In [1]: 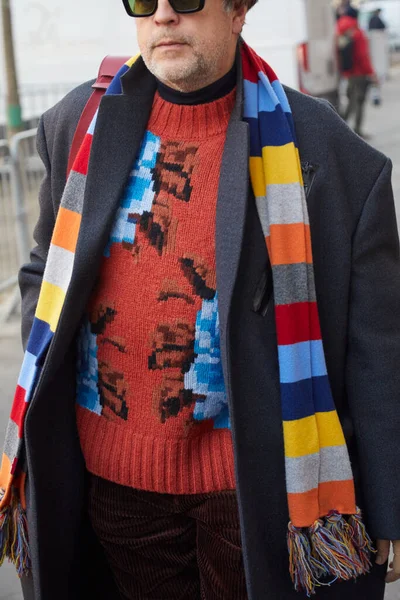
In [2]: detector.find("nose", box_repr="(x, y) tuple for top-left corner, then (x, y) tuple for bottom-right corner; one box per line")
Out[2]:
(154, 0), (179, 24)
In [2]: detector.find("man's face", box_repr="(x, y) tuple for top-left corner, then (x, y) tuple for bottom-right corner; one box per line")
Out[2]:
(135, 0), (247, 92)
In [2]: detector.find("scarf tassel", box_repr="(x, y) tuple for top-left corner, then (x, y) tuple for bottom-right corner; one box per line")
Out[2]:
(0, 495), (31, 576)
(288, 508), (375, 596)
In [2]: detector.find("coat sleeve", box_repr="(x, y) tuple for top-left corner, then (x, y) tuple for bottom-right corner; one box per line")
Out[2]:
(346, 157), (400, 539)
(18, 116), (56, 351)
(17, 80), (95, 351)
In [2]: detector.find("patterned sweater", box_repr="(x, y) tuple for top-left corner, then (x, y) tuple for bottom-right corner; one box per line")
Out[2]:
(76, 89), (236, 494)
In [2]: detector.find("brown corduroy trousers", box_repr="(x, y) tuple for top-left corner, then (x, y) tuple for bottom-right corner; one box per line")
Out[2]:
(87, 474), (248, 600)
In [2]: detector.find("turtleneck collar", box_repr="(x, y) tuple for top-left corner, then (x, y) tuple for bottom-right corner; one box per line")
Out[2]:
(147, 87), (236, 140)
(156, 62), (237, 106)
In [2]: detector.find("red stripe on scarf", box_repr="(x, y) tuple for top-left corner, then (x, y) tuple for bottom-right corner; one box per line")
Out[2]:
(10, 386), (27, 437)
(73, 133), (93, 176)
(241, 42), (278, 84)
(276, 302), (322, 346)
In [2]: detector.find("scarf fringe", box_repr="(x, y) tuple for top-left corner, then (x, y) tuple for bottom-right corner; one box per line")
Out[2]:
(287, 508), (374, 596)
(0, 496), (31, 576)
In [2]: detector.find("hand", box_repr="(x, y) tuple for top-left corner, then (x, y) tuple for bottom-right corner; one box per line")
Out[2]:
(376, 539), (400, 583)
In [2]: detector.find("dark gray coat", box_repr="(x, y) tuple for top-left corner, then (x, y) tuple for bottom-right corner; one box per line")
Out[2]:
(17, 58), (400, 599)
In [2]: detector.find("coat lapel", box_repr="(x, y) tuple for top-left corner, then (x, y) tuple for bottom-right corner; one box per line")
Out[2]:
(215, 56), (250, 371)
(216, 121), (250, 341)
(39, 61), (157, 384)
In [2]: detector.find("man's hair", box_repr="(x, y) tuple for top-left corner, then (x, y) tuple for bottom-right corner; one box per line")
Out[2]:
(223, 0), (258, 11)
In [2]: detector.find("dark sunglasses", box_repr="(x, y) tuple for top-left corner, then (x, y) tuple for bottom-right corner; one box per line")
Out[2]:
(122, 0), (206, 17)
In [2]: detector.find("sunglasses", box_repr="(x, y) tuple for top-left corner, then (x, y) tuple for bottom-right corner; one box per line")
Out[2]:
(122, 0), (206, 17)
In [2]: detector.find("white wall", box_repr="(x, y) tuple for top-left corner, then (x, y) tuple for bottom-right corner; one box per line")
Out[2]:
(0, 1), (140, 87)
(246, 0), (307, 87)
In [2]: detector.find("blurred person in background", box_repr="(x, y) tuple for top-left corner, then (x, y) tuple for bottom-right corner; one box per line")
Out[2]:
(369, 8), (387, 30)
(337, 6), (378, 137)
(1, 1), (400, 599)
(336, 0), (351, 20)
(368, 8), (388, 106)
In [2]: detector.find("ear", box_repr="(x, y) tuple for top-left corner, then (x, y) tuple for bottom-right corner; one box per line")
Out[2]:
(232, 5), (248, 35)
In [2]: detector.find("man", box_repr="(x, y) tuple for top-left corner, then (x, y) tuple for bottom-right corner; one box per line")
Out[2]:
(369, 8), (386, 31)
(368, 8), (388, 106)
(335, 0), (351, 20)
(337, 6), (377, 137)
(1, 1), (400, 599)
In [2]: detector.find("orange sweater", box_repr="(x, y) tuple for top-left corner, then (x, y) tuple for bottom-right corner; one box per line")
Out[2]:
(76, 90), (236, 494)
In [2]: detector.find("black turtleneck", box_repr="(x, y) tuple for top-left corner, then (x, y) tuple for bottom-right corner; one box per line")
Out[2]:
(157, 62), (237, 106)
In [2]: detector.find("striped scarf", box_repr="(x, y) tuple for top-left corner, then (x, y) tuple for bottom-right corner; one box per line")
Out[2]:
(0, 42), (373, 595)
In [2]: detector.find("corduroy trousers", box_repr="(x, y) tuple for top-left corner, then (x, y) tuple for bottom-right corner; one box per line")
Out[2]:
(87, 474), (248, 599)
(87, 474), (388, 600)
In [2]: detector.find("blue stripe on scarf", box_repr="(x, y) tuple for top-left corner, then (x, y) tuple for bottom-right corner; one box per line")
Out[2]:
(278, 340), (328, 383)
(281, 375), (335, 421)
(17, 352), (38, 397)
(247, 115), (293, 155)
(107, 64), (130, 95)
(26, 318), (52, 362)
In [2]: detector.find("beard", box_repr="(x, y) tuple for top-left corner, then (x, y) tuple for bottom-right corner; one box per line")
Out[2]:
(141, 32), (228, 92)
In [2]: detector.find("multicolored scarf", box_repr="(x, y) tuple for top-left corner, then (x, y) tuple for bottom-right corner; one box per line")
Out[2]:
(0, 42), (373, 595)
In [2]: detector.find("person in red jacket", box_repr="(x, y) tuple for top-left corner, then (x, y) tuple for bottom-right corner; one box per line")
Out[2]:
(337, 7), (377, 137)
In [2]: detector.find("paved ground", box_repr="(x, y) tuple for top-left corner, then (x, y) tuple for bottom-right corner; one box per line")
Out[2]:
(1, 71), (400, 598)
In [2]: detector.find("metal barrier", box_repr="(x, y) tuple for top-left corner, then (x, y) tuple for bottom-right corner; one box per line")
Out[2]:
(0, 140), (19, 294)
(0, 129), (42, 321)
(0, 82), (79, 138)
(10, 129), (43, 264)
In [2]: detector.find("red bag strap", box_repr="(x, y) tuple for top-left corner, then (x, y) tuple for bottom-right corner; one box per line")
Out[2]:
(66, 55), (131, 177)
